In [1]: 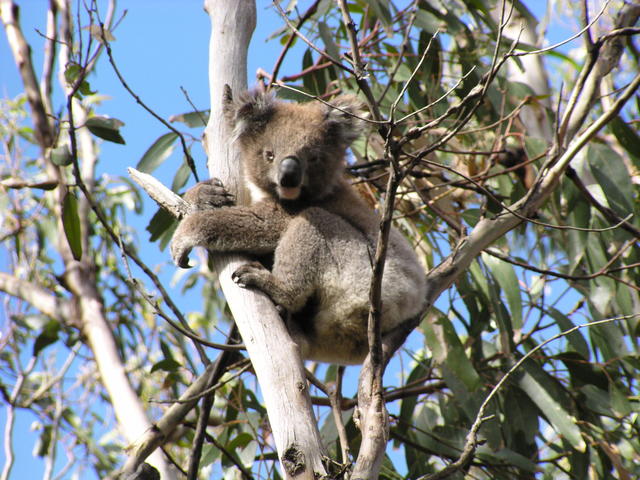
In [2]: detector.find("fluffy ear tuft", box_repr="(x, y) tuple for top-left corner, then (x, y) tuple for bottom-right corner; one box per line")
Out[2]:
(223, 87), (276, 140)
(324, 95), (368, 145)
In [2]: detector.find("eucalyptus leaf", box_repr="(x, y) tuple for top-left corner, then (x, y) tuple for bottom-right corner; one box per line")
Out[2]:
(169, 110), (209, 128)
(482, 252), (522, 330)
(518, 363), (586, 452)
(171, 158), (192, 192)
(33, 321), (61, 357)
(318, 21), (341, 61)
(85, 116), (126, 144)
(609, 115), (640, 167)
(149, 358), (181, 374)
(547, 307), (590, 359)
(50, 145), (73, 166)
(137, 132), (178, 173)
(62, 192), (83, 260)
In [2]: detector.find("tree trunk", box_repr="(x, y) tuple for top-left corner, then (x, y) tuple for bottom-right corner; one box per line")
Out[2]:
(202, 1), (328, 478)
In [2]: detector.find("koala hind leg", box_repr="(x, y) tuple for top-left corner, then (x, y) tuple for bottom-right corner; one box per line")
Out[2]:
(184, 178), (235, 209)
(232, 261), (300, 311)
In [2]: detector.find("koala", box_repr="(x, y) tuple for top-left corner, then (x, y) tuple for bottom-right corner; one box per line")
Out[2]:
(170, 87), (426, 365)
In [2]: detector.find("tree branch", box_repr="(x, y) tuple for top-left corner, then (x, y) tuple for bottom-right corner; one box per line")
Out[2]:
(0, 0), (54, 150)
(201, 2), (328, 478)
(0, 272), (73, 322)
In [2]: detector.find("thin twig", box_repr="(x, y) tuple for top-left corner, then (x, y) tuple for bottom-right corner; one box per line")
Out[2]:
(274, 82), (384, 124)
(484, 237), (637, 282)
(336, 0), (383, 121)
(272, 0), (354, 75)
(509, 0), (610, 58)
(267, 0), (321, 89)
(390, 30), (440, 121)
(187, 370), (216, 480)
(330, 367), (350, 465)
(376, 0), (420, 104)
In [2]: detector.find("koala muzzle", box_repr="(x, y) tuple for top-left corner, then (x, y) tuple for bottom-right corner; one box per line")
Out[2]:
(278, 156), (303, 188)
(277, 156), (304, 200)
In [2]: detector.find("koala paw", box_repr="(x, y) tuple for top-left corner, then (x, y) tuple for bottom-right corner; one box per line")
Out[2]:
(183, 178), (235, 209)
(232, 261), (269, 288)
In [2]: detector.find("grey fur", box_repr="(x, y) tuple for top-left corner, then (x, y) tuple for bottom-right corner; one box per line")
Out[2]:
(170, 88), (426, 365)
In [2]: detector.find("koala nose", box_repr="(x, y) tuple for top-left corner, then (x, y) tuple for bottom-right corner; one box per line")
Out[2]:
(278, 156), (303, 187)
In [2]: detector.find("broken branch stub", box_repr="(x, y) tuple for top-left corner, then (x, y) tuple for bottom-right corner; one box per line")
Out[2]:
(128, 167), (193, 219)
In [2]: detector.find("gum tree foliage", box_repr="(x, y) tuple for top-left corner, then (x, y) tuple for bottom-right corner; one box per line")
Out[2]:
(1, 0), (640, 479)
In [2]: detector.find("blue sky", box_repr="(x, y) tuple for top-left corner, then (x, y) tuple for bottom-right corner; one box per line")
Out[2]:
(0, 1), (580, 478)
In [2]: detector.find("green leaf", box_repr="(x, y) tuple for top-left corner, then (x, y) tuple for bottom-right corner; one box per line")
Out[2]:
(422, 312), (481, 391)
(33, 320), (61, 356)
(169, 110), (209, 128)
(77, 80), (95, 97)
(85, 116), (125, 144)
(609, 383), (631, 417)
(171, 157), (192, 192)
(609, 115), (640, 168)
(369, 0), (393, 31)
(482, 252), (522, 330)
(64, 63), (82, 85)
(476, 447), (539, 473)
(518, 362), (586, 452)
(160, 340), (175, 361)
(146, 206), (177, 247)
(150, 358), (181, 374)
(415, 10), (440, 34)
(588, 143), (634, 216)
(200, 444), (221, 467)
(461, 208), (481, 227)
(523, 136), (548, 161)
(589, 321), (629, 362)
(137, 132), (178, 173)
(62, 192), (83, 260)
(503, 388), (538, 446)
(556, 352), (608, 390)
(33, 425), (52, 457)
(50, 145), (72, 166)
(547, 307), (590, 359)
(580, 384), (614, 416)
(318, 21), (340, 61)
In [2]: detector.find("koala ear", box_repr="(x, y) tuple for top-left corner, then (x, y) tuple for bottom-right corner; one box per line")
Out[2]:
(223, 86), (276, 140)
(325, 95), (368, 145)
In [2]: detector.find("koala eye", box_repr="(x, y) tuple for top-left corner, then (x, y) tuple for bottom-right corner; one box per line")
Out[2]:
(264, 150), (275, 163)
(309, 156), (320, 163)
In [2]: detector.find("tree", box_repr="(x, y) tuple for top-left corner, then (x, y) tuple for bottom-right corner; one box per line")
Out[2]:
(1, 0), (639, 479)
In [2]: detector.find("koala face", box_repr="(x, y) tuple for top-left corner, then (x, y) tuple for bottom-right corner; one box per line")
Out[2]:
(223, 87), (365, 203)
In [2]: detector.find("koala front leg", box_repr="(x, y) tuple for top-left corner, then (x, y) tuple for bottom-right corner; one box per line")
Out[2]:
(170, 202), (290, 268)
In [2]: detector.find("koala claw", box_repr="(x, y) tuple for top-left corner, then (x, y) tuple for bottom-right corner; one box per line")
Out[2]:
(170, 240), (193, 269)
(232, 261), (268, 288)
